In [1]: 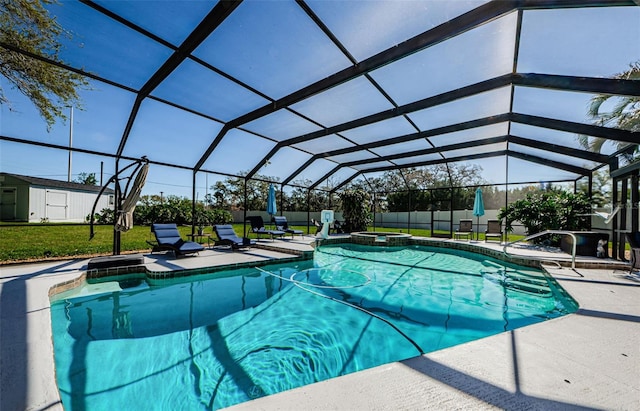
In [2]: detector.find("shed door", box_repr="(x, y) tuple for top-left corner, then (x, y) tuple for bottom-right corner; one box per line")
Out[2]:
(46, 190), (68, 220)
(1, 187), (17, 221)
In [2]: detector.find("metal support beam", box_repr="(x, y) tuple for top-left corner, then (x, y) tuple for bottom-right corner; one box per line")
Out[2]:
(508, 135), (610, 163)
(514, 73), (640, 97)
(508, 151), (591, 175)
(511, 113), (639, 144)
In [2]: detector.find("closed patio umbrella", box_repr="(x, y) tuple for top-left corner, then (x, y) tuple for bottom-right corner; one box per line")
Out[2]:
(472, 187), (485, 241)
(115, 162), (149, 232)
(267, 183), (277, 217)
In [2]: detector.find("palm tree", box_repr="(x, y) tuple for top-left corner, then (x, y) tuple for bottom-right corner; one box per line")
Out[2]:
(578, 60), (639, 159)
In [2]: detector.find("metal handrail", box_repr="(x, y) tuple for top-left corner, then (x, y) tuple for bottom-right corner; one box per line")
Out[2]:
(503, 230), (577, 270)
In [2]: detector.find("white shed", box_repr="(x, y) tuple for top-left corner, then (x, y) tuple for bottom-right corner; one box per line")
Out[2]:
(0, 173), (115, 223)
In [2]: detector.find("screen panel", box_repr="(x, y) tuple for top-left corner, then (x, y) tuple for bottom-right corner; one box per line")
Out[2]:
(152, 59), (269, 122)
(243, 110), (322, 141)
(123, 99), (224, 167)
(201, 129), (275, 175)
(408, 86), (512, 131)
(506, 157), (580, 184)
(326, 151), (379, 164)
(193, 0), (352, 99)
(46, 1), (172, 89)
(307, 0), (487, 62)
(389, 153), (442, 166)
(370, 11), (517, 105)
(509, 123), (621, 155)
(260, 147), (313, 181)
(339, 116), (418, 145)
(92, 0), (217, 46)
(371, 139), (434, 157)
(316, 167), (359, 190)
(518, 6), (640, 78)
(292, 135), (356, 154)
(290, 158), (340, 186)
(429, 123), (509, 146)
(290, 77), (394, 127)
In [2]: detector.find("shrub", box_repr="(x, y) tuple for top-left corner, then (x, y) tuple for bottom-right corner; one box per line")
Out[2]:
(89, 208), (115, 224)
(93, 198), (233, 228)
(193, 207), (232, 231)
(498, 190), (591, 243)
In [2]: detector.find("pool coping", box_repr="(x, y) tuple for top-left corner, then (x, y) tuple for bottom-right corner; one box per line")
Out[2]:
(49, 243), (314, 297)
(49, 237), (627, 299)
(1, 236), (638, 410)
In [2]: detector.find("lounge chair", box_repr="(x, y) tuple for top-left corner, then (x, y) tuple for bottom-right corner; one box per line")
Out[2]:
(246, 216), (285, 241)
(454, 219), (473, 241)
(273, 216), (303, 239)
(150, 223), (204, 257)
(333, 220), (345, 234)
(626, 232), (640, 273)
(485, 219), (503, 243)
(213, 225), (254, 249)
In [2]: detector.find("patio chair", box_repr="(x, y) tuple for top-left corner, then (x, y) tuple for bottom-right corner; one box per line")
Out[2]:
(333, 220), (345, 234)
(485, 220), (503, 243)
(273, 216), (303, 239)
(625, 232), (640, 273)
(246, 216), (285, 241)
(150, 223), (204, 257)
(454, 219), (473, 241)
(213, 225), (254, 249)
(311, 218), (322, 234)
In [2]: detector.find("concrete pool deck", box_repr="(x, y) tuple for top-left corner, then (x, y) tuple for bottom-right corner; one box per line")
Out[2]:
(1, 236), (638, 410)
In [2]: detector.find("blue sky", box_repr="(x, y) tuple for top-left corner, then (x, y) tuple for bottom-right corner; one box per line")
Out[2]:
(1, 1), (638, 198)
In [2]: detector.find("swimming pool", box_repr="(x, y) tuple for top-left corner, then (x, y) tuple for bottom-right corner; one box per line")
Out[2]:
(50, 244), (578, 410)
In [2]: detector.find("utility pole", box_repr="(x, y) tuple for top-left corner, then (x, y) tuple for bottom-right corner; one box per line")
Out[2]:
(67, 106), (73, 182)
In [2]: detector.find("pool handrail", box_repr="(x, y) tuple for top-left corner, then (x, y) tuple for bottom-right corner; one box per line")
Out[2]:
(503, 230), (577, 270)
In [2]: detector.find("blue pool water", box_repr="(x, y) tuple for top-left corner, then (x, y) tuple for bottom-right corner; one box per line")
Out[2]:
(50, 244), (578, 410)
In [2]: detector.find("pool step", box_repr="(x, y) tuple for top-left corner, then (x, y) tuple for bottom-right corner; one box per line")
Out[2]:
(481, 270), (552, 296)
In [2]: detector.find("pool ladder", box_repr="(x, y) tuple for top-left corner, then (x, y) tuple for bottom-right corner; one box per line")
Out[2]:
(503, 230), (577, 270)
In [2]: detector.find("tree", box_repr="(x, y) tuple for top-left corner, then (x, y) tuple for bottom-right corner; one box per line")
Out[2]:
(0, 0), (88, 129)
(374, 164), (486, 212)
(578, 60), (639, 161)
(577, 169), (611, 208)
(209, 173), (280, 211)
(339, 189), (371, 232)
(287, 180), (330, 212)
(75, 172), (97, 185)
(206, 181), (230, 209)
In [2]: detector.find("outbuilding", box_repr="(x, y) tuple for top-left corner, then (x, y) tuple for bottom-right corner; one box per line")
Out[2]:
(0, 173), (114, 223)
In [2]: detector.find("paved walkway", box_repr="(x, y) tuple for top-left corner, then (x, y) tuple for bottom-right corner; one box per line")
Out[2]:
(1, 237), (638, 410)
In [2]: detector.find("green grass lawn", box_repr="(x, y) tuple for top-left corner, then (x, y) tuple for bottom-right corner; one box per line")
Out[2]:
(1, 223), (613, 263)
(0, 224), (154, 262)
(0, 223), (313, 263)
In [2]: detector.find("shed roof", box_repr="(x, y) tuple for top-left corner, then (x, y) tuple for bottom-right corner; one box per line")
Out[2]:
(0, 173), (115, 194)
